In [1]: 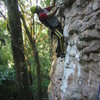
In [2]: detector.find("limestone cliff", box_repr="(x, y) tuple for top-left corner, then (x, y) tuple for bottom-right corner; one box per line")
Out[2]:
(48, 0), (100, 100)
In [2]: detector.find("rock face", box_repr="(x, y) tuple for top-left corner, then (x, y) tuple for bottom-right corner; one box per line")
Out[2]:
(48, 0), (100, 100)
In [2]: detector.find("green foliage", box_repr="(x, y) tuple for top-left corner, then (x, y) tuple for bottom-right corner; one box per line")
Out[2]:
(40, 0), (51, 7)
(30, 78), (50, 100)
(0, 20), (7, 31)
(0, 66), (17, 100)
(0, 42), (13, 64)
(45, 0), (51, 6)
(0, 0), (52, 99)
(0, 15), (16, 100)
(22, 0), (51, 99)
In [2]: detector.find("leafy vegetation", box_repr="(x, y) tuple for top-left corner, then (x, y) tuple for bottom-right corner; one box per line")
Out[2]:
(0, 0), (51, 99)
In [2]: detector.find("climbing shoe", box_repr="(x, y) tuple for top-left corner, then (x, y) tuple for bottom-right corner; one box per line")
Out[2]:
(60, 53), (65, 58)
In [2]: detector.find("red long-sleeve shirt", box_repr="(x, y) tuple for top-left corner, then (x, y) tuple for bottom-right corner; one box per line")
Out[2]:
(39, 6), (52, 20)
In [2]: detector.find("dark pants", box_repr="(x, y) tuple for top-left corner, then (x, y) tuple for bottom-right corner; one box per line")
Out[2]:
(51, 24), (64, 55)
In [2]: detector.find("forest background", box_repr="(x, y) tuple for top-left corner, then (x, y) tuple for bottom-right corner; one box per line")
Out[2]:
(0, 0), (51, 100)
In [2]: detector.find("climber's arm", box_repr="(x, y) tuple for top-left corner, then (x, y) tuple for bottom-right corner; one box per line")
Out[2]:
(39, 7), (60, 20)
(46, 6), (60, 18)
(50, 0), (56, 8)
(52, 0), (56, 7)
(44, 0), (56, 11)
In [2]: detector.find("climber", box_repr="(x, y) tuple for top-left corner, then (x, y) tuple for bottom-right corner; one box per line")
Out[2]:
(30, 0), (65, 58)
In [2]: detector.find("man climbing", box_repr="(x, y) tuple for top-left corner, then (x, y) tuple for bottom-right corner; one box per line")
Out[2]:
(30, 0), (65, 58)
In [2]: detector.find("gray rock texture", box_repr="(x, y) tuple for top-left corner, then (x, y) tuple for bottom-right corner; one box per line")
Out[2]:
(48, 0), (100, 100)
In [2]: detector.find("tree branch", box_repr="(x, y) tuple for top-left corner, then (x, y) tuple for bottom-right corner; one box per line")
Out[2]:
(0, 11), (6, 20)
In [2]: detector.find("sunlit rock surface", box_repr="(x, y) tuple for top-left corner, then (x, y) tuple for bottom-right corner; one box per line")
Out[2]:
(48, 0), (100, 100)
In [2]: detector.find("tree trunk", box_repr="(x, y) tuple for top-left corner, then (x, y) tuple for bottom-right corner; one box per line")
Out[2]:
(20, 14), (43, 100)
(6, 0), (31, 100)
(24, 46), (33, 86)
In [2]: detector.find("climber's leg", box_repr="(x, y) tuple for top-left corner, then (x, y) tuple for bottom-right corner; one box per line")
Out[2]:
(56, 25), (65, 58)
(55, 29), (63, 52)
(50, 30), (54, 56)
(53, 30), (61, 57)
(54, 29), (65, 57)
